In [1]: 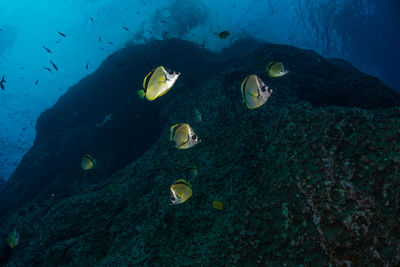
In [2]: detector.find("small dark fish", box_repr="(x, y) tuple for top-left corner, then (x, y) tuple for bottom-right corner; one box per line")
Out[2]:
(107, 41), (113, 45)
(35, 80), (39, 85)
(85, 62), (89, 70)
(0, 75), (6, 90)
(136, 11), (141, 15)
(43, 46), (52, 53)
(22, 127), (27, 131)
(57, 31), (66, 37)
(99, 36), (102, 42)
(161, 32), (169, 39)
(147, 30), (152, 34)
(50, 60), (58, 71)
(123, 26), (130, 32)
(218, 31), (230, 39)
(161, 20), (167, 24)
(43, 67), (52, 72)
(90, 17), (94, 22)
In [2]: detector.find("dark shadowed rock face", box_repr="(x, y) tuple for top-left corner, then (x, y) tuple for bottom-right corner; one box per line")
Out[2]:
(0, 38), (399, 266)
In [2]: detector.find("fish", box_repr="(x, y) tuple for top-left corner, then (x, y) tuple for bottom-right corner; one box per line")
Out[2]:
(0, 75), (5, 90)
(107, 41), (113, 45)
(85, 62), (89, 70)
(50, 60), (58, 71)
(241, 75), (273, 109)
(169, 123), (200, 149)
(81, 154), (96, 170)
(35, 80), (39, 85)
(194, 108), (202, 122)
(96, 113), (112, 127)
(99, 36), (102, 42)
(212, 201), (223, 210)
(43, 67), (52, 72)
(7, 228), (20, 248)
(43, 45), (52, 53)
(137, 66), (180, 101)
(161, 20), (167, 23)
(90, 17), (94, 22)
(170, 179), (192, 205)
(218, 31), (230, 39)
(136, 11), (141, 15)
(161, 31), (170, 40)
(184, 166), (198, 180)
(57, 31), (66, 37)
(266, 62), (289, 77)
(123, 26), (130, 31)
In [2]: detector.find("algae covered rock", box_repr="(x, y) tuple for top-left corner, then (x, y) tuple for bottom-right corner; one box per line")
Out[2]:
(0, 38), (400, 266)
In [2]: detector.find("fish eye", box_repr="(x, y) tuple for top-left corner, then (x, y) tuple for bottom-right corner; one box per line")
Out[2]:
(192, 135), (197, 140)
(171, 197), (175, 201)
(261, 86), (267, 92)
(168, 71), (175, 75)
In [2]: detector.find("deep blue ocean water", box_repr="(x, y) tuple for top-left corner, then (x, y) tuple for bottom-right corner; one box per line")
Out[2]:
(0, 0), (399, 180)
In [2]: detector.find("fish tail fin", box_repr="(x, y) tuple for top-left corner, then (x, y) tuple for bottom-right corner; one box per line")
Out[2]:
(137, 90), (145, 99)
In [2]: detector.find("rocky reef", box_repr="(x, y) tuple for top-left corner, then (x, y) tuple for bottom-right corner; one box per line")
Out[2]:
(0, 38), (399, 266)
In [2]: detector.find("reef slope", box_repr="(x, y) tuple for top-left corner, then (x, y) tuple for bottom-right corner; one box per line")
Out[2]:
(1, 39), (399, 266)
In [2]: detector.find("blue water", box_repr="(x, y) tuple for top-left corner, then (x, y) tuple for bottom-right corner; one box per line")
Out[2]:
(0, 0), (399, 180)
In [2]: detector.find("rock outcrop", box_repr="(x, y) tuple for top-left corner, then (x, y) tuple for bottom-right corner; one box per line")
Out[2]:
(1, 38), (399, 266)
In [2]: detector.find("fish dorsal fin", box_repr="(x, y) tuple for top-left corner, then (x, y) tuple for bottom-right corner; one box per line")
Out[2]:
(174, 179), (191, 187)
(267, 62), (276, 72)
(84, 154), (94, 163)
(169, 124), (181, 141)
(143, 69), (156, 92)
(241, 76), (250, 98)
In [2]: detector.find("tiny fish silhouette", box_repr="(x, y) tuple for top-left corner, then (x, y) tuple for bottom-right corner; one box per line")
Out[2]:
(85, 62), (89, 70)
(99, 36), (102, 42)
(57, 31), (66, 37)
(123, 26), (130, 31)
(90, 17), (94, 22)
(35, 80), (39, 85)
(50, 60), (58, 71)
(43, 46), (52, 53)
(43, 67), (52, 72)
(0, 75), (6, 90)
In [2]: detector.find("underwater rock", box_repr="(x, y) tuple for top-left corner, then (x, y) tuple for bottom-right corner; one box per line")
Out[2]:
(0, 38), (399, 266)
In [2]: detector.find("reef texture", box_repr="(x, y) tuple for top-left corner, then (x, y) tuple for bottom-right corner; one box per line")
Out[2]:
(0, 39), (400, 266)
